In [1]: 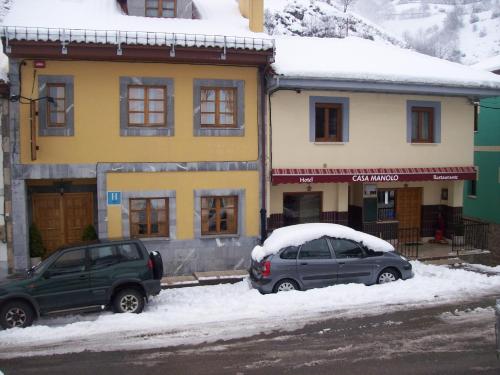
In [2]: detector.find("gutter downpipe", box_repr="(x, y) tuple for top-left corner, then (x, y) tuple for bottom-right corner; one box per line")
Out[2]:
(263, 75), (283, 242)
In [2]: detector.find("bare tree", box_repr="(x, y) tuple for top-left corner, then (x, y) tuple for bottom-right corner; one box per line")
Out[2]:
(341, 0), (357, 37)
(341, 0), (357, 13)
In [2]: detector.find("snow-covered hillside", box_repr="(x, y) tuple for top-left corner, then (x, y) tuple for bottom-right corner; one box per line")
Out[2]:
(265, 0), (500, 64)
(264, 0), (406, 46)
(355, 0), (500, 64)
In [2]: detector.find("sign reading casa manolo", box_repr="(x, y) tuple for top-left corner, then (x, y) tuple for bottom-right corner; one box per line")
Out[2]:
(273, 167), (476, 185)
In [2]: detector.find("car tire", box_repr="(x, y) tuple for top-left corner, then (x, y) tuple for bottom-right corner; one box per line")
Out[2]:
(273, 279), (299, 293)
(377, 268), (400, 284)
(0, 300), (35, 329)
(113, 289), (145, 314)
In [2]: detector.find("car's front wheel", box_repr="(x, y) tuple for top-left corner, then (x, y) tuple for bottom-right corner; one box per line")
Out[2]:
(273, 279), (299, 293)
(113, 289), (145, 314)
(377, 268), (400, 284)
(0, 300), (35, 329)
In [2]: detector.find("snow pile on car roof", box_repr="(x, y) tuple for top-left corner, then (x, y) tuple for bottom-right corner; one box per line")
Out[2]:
(251, 223), (394, 262)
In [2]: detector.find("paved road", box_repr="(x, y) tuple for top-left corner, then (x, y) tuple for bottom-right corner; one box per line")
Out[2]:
(1, 296), (499, 375)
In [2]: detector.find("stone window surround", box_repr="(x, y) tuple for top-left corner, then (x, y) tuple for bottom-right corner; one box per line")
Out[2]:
(194, 189), (245, 238)
(193, 79), (245, 137)
(406, 100), (441, 144)
(309, 96), (350, 143)
(38, 75), (75, 136)
(121, 190), (177, 240)
(119, 76), (174, 137)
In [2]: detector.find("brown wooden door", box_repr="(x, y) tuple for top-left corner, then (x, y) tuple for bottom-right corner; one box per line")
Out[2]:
(396, 188), (422, 230)
(33, 193), (65, 253)
(64, 193), (94, 245)
(32, 192), (94, 254)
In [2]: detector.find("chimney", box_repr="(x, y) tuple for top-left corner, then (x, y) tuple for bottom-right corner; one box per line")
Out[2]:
(239, 0), (264, 33)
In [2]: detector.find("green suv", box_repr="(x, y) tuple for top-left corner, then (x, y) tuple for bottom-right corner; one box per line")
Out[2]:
(0, 239), (163, 329)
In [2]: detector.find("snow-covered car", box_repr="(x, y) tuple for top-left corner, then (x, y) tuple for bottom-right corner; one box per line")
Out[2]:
(250, 223), (413, 294)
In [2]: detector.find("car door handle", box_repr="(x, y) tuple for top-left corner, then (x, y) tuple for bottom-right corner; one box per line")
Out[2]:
(300, 262), (309, 266)
(338, 262), (345, 266)
(79, 274), (88, 279)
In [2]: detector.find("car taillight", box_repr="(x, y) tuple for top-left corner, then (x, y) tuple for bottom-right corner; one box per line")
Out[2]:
(148, 258), (154, 270)
(261, 260), (271, 277)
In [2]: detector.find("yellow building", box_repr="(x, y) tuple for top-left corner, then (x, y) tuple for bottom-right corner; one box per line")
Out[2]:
(2, 0), (273, 274)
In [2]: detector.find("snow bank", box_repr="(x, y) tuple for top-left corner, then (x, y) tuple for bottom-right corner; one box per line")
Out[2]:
(251, 223), (394, 261)
(272, 36), (500, 90)
(1, 261), (500, 358)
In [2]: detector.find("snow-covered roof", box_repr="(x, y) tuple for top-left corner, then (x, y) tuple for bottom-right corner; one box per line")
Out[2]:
(472, 55), (500, 73)
(272, 36), (500, 91)
(251, 223), (394, 262)
(1, 0), (274, 51)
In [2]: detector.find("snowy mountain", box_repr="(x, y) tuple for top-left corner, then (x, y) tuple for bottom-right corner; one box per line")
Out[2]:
(354, 0), (500, 64)
(265, 0), (500, 65)
(264, 0), (406, 47)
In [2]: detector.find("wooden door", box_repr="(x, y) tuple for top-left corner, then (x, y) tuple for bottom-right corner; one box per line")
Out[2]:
(64, 193), (94, 245)
(396, 188), (422, 230)
(32, 192), (94, 254)
(33, 193), (65, 253)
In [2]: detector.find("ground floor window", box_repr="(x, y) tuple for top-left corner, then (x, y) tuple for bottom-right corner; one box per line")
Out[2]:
(283, 192), (322, 226)
(377, 190), (396, 221)
(201, 196), (238, 235)
(130, 198), (169, 237)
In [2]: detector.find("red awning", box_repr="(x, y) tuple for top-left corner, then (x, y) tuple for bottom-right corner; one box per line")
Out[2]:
(272, 166), (476, 185)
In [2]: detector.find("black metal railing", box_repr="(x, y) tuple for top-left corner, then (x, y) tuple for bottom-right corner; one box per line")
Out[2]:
(363, 224), (420, 259)
(451, 218), (489, 254)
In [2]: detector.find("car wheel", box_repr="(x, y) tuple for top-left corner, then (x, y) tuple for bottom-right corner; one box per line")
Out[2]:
(273, 279), (299, 293)
(377, 268), (400, 284)
(0, 301), (35, 329)
(113, 289), (145, 314)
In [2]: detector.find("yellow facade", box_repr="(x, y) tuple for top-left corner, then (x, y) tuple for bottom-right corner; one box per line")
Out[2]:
(270, 90), (474, 168)
(106, 171), (260, 239)
(19, 60), (259, 164)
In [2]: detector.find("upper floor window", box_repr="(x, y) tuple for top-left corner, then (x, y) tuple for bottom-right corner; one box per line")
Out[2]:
(127, 85), (167, 127)
(200, 87), (237, 128)
(411, 107), (434, 143)
(146, 0), (176, 18)
(406, 100), (441, 144)
(309, 96), (349, 143)
(120, 77), (174, 136)
(38, 75), (74, 136)
(193, 79), (245, 136)
(201, 196), (238, 235)
(130, 198), (169, 238)
(47, 83), (66, 128)
(315, 103), (343, 142)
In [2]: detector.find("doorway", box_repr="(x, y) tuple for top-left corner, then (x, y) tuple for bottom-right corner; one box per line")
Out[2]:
(283, 192), (322, 226)
(32, 192), (94, 253)
(396, 187), (422, 231)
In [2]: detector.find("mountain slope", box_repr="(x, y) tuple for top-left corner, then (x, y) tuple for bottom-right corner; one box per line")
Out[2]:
(355, 0), (500, 64)
(264, 0), (406, 47)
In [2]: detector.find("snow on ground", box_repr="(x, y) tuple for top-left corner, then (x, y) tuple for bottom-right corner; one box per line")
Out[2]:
(272, 36), (500, 90)
(1, 261), (500, 358)
(252, 223), (394, 262)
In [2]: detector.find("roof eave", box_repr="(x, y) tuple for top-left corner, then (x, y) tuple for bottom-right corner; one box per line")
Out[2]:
(268, 76), (500, 99)
(3, 39), (274, 67)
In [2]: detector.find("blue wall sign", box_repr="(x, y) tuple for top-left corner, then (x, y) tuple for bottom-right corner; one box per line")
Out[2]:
(107, 191), (122, 205)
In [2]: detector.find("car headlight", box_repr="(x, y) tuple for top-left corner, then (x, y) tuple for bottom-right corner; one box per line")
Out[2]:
(400, 255), (409, 262)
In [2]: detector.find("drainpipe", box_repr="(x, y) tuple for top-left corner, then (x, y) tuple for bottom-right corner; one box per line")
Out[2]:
(496, 299), (500, 359)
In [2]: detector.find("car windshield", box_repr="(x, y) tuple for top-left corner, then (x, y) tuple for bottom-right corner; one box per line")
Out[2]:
(29, 251), (60, 276)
